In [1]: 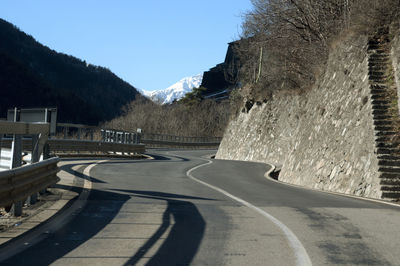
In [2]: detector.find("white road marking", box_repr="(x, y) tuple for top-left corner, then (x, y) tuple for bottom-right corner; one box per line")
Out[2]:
(83, 160), (108, 190)
(186, 159), (312, 266)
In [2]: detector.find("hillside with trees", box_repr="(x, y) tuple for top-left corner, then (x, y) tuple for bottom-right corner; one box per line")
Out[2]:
(0, 18), (142, 125)
(228, 0), (400, 111)
(104, 97), (230, 137)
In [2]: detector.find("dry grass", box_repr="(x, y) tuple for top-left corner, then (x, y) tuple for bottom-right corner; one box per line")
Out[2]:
(102, 98), (230, 137)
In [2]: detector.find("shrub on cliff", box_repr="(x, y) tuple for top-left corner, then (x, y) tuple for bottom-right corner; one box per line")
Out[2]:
(236, 0), (400, 102)
(178, 86), (207, 105)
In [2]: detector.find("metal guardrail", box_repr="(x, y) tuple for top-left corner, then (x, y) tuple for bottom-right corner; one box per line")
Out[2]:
(0, 120), (56, 216)
(48, 139), (145, 155)
(0, 158), (59, 216)
(101, 129), (221, 148)
(142, 139), (221, 147)
(141, 133), (221, 148)
(0, 119), (218, 218)
(1, 138), (145, 156)
(101, 129), (141, 144)
(0, 121), (50, 170)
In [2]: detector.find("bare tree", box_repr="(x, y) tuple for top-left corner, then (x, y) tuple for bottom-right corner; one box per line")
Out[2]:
(235, 0), (400, 102)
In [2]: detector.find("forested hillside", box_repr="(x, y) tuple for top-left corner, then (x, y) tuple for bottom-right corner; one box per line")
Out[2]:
(0, 18), (142, 125)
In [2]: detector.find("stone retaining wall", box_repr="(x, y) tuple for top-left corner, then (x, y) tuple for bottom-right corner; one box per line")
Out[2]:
(216, 33), (383, 199)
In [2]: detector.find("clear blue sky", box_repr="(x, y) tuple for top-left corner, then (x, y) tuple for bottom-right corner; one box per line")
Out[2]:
(0, 0), (252, 91)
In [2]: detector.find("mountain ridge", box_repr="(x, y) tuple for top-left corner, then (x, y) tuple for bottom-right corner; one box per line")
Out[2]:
(0, 18), (143, 125)
(143, 74), (203, 104)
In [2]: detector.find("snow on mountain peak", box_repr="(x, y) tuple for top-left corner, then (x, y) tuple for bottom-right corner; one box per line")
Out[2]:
(143, 74), (203, 104)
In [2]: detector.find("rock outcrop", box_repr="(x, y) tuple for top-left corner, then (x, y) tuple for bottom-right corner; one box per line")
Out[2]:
(217, 32), (390, 199)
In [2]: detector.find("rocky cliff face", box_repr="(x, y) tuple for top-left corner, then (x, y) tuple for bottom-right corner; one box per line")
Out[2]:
(217, 33), (384, 199)
(200, 41), (243, 96)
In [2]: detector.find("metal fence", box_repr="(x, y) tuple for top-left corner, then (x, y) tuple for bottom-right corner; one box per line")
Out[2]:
(141, 133), (221, 148)
(56, 123), (221, 149)
(0, 158), (59, 216)
(0, 121), (50, 171)
(0, 121), (58, 216)
(48, 139), (145, 155)
(0, 120), (220, 217)
(101, 129), (222, 149)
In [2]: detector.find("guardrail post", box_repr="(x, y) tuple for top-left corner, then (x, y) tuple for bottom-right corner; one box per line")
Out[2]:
(31, 134), (39, 163)
(0, 134), (2, 164)
(43, 143), (50, 160)
(11, 135), (22, 169)
(90, 130), (94, 141)
(101, 129), (105, 142)
(77, 128), (82, 140)
(12, 201), (23, 217)
(11, 132), (24, 216)
(29, 134), (40, 205)
(63, 126), (68, 139)
(39, 145), (51, 196)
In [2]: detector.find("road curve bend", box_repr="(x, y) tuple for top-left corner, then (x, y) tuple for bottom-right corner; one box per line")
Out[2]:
(0, 149), (399, 266)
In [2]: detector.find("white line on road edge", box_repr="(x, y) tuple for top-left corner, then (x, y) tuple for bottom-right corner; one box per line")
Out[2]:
(187, 159), (312, 266)
(83, 160), (108, 190)
(263, 162), (400, 208)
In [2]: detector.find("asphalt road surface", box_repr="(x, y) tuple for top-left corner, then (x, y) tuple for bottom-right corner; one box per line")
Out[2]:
(1, 149), (400, 265)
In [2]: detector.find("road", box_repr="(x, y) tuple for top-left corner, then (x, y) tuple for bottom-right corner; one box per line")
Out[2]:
(1, 149), (400, 265)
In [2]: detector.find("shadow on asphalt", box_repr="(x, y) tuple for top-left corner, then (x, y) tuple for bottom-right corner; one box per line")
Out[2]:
(60, 163), (107, 184)
(1, 188), (211, 266)
(116, 190), (211, 266)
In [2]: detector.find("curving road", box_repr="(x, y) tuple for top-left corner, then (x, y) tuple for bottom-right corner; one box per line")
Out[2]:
(1, 149), (400, 265)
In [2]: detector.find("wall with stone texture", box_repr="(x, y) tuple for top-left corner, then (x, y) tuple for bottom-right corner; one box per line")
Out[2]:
(216, 33), (383, 199)
(391, 32), (400, 112)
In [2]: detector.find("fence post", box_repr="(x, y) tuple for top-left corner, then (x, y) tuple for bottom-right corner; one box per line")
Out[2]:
(64, 126), (68, 139)
(12, 201), (23, 217)
(11, 135), (22, 169)
(31, 134), (39, 163)
(101, 129), (105, 142)
(43, 143), (50, 160)
(0, 134), (2, 165)
(11, 133), (23, 216)
(29, 134), (40, 205)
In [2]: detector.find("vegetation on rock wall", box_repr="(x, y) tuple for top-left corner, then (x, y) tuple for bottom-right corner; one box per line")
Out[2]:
(178, 87), (208, 105)
(234, 0), (400, 105)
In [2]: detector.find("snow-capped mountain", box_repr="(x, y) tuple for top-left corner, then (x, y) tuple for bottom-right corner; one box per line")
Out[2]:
(143, 74), (203, 104)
